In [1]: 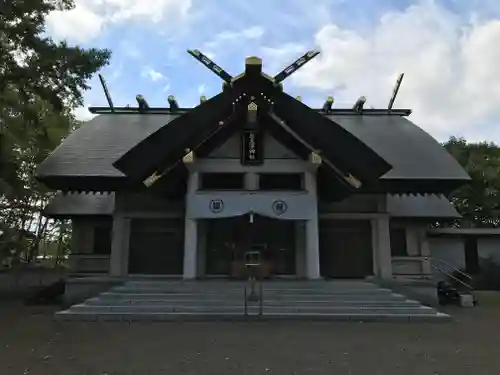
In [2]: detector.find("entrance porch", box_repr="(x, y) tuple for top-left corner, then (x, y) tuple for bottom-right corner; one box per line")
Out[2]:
(184, 203), (322, 280)
(106, 215), (390, 280)
(203, 215), (297, 278)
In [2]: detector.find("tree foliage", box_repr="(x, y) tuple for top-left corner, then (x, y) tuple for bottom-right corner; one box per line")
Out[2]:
(1, 0), (110, 111)
(444, 137), (500, 227)
(0, 0), (110, 266)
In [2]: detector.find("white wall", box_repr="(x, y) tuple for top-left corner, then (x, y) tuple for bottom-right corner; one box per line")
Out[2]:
(429, 237), (465, 280)
(478, 238), (500, 265)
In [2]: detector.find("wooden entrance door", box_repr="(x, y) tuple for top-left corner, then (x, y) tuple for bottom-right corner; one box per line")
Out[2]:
(128, 218), (184, 274)
(205, 215), (296, 277)
(205, 217), (247, 275)
(319, 220), (373, 278)
(252, 216), (295, 275)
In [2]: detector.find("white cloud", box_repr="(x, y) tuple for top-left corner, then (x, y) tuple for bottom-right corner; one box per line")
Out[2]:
(197, 84), (207, 95)
(264, 0), (500, 140)
(108, 63), (123, 80)
(141, 67), (167, 82)
(46, 0), (193, 42)
(74, 106), (97, 121)
(204, 26), (265, 53)
(46, 4), (105, 43)
(260, 43), (308, 75)
(120, 41), (141, 59)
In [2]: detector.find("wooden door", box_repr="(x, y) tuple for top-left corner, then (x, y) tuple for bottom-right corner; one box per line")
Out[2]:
(319, 220), (373, 278)
(205, 217), (248, 275)
(251, 216), (296, 275)
(128, 219), (184, 274)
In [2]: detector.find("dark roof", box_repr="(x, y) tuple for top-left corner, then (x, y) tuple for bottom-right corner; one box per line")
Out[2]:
(329, 115), (469, 181)
(112, 91), (246, 183)
(37, 114), (177, 179)
(43, 192), (115, 217)
(387, 194), (460, 219)
(43, 192), (458, 219)
(36, 111), (469, 192)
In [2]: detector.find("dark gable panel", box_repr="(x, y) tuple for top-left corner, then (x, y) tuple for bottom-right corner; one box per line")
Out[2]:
(273, 93), (392, 183)
(113, 91), (236, 182)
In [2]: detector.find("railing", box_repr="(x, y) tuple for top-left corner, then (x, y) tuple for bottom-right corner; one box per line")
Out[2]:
(423, 257), (476, 301)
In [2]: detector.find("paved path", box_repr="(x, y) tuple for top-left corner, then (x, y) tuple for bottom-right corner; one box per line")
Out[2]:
(1, 301), (499, 375)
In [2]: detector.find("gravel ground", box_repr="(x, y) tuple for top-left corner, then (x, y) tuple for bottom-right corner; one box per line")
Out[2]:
(1, 301), (500, 375)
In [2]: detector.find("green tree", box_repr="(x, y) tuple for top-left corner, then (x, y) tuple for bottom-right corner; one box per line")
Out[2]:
(0, 0), (110, 265)
(1, 0), (110, 111)
(444, 137), (500, 227)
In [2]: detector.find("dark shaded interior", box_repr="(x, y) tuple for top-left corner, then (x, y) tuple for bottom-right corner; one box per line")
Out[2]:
(93, 222), (112, 255)
(258, 173), (303, 190)
(200, 173), (245, 190)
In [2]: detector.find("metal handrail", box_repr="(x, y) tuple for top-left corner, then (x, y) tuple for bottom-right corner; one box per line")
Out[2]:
(243, 277), (264, 316)
(423, 258), (475, 296)
(430, 257), (473, 281)
(259, 281), (263, 316)
(244, 284), (248, 316)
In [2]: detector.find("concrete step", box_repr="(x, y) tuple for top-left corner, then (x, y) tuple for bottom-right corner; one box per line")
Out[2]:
(85, 298), (421, 307)
(68, 304), (437, 314)
(97, 292), (408, 302)
(55, 311), (451, 322)
(118, 281), (381, 289)
(95, 292), (407, 304)
(111, 287), (395, 295)
(124, 280), (377, 288)
(55, 280), (451, 322)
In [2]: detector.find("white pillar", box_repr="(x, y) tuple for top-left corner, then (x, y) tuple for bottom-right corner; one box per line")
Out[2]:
(196, 220), (207, 277)
(406, 225), (420, 256)
(419, 226), (432, 276)
(371, 216), (392, 279)
(109, 214), (130, 277)
(304, 171), (321, 279)
(295, 221), (306, 278)
(371, 219), (380, 276)
(245, 172), (258, 190)
(183, 218), (198, 279)
(183, 171), (199, 279)
(305, 219), (321, 279)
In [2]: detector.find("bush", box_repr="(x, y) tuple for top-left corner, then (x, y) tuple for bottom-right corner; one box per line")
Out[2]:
(474, 257), (500, 291)
(448, 257), (500, 291)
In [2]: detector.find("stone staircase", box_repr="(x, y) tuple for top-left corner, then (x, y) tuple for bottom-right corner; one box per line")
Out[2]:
(55, 280), (451, 322)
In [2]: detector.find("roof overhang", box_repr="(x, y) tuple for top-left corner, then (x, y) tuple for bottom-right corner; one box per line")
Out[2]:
(37, 169), (188, 198)
(428, 228), (500, 237)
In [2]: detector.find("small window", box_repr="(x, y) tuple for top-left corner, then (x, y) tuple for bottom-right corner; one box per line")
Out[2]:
(259, 173), (303, 190)
(200, 173), (245, 190)
(390, 225), (407, 257)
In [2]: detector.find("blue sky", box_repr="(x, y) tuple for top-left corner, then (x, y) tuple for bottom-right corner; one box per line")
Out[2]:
(46, 0), (500, 143)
